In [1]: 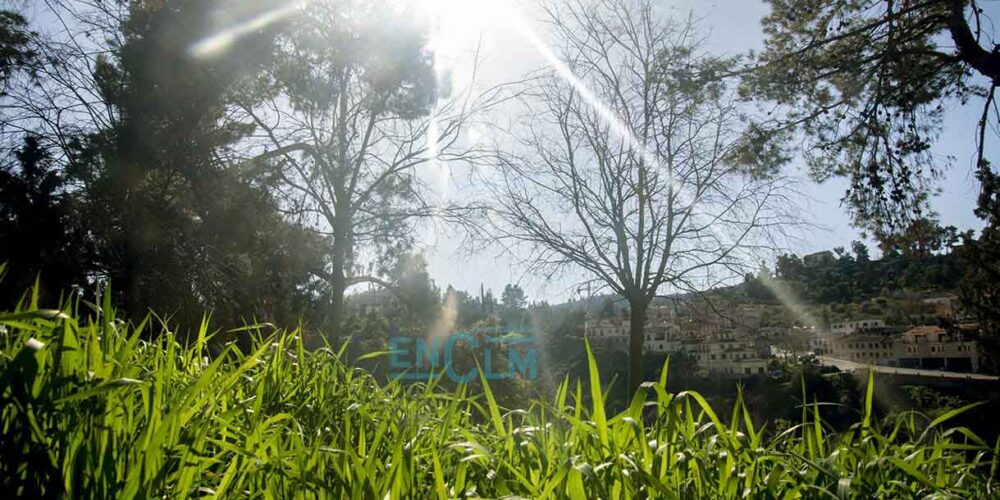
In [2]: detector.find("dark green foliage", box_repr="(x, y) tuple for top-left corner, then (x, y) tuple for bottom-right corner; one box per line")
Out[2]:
(746, 238), (965, 305)
(61, 0), (328, 330)
(902, 385), (968, 414)
(0, 9), (35, 88)
(0, 136), (91, 306)
(958, 161), (1000, 370)
(501, 283), (527, 311)
(344, 252), (442, 343)
(744, 0), (995, 238)
(500, 283), (528, 328)
(744, 0), (1000, 369)
(388, 253), (442, 328)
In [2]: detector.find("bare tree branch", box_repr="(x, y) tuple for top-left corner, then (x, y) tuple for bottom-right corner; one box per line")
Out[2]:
(483, 0), (800, 395)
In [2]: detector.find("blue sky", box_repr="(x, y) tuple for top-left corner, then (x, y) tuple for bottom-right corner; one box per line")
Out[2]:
(417, 0), (996, 303)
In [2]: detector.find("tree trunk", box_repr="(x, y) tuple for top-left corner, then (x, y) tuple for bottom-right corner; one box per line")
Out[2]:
(327, 218), (350, 344)
(627, 297), (650, 398)
(327, 263), (346, 342)
(948, 0), (1000, 83)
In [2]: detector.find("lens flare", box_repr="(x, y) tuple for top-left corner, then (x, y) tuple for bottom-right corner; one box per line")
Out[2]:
(190, 2), (308, 59)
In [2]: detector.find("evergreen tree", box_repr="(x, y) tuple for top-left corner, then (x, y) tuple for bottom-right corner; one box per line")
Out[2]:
(0, 135), (90, 305)
(66, 0), (327, 329)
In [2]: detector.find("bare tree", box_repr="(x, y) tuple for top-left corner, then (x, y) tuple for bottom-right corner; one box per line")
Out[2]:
(486, 0), (798, 395)
(0, 0), (125, 160)
(233, 0), (498, 337)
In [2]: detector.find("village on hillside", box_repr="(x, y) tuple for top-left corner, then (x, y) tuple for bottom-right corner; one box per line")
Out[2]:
(585, 292), (981, 377)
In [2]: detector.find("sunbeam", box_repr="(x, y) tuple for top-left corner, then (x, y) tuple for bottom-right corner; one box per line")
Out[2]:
(190, 1), (308, 59)
(503, 8), (695, 204)
(504, 7), (824, 330)
(757, 275), (821, 328)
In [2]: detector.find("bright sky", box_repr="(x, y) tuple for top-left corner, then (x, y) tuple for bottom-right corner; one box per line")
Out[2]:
(413, 0), (995, 304)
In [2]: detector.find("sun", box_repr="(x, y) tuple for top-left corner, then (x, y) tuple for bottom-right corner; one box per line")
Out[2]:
(401, 0), (516, 38)
(398, 0), (519, 82)
(192, 0), (518, 63)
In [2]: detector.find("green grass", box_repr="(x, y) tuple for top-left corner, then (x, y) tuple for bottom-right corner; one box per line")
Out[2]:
(1, 286), (998, 497)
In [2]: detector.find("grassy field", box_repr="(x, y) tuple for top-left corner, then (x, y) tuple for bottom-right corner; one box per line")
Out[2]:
(1, 289), (998, 498)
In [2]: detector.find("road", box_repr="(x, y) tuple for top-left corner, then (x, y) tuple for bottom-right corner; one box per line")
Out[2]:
(816, 356), (1000, 381)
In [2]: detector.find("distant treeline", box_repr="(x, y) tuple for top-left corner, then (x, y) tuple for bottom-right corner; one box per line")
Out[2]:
(742, 238), (967, 305)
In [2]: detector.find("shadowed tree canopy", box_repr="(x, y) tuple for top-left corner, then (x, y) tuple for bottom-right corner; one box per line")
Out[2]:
(742, 0), (1000, 359)
(0, 0), (331, 329)
(79, 0), (329, 328)
(742, 0), (998, 239)
(0, 135), (90, 305)
(0, 9), (35, 89)
(501, 283), (527, 311)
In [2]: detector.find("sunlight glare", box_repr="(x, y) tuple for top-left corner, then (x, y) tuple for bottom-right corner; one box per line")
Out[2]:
(399, 0), (518, 83)
(190, 1), (308, 59)
(758, 276), (822, 329)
